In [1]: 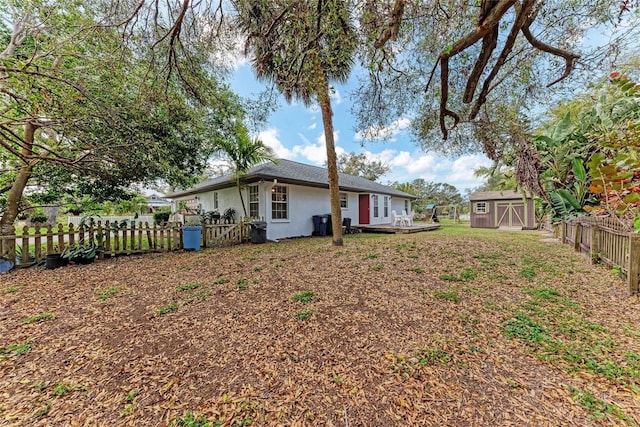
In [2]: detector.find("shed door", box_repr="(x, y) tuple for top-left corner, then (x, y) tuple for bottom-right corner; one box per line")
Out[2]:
(497, 201), (525, 228)
(359, 194), (370, 224)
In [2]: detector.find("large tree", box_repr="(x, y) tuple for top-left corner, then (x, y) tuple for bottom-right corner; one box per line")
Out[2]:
(353, 0), (639, 162)
(233, 0), (357, 246)
(335, 152), (390, 182)
(0, 1), (243, 235)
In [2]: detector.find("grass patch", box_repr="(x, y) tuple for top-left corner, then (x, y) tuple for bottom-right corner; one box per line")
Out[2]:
(21, 312), (55, 324)
(156, 302), (179, 316)
(369, 263), (384, 271)
(96, 287), (120, 300)
(2, 286), (20, 293)
(50, 382), (88, 397)
(568, 386), (635, 423)
(295, 310), (313, 321)
(236, 278), (249, 290)
(433, 290), (460, 303)
(502, 312), (548, 344)
(416, 346), (452, 366)
(126, 388), (140, 403)
(0, 339), (33, 356)
(439, 274), (460, 281)
(459, 267), (476, 280)
(212, 277), (229, 285)
(519, 267), (536, 279)
(409, 267), (425, 274)
(291, 290), (315, 304)
(171, 410), (220, 427)
(178, 282), (204, 291)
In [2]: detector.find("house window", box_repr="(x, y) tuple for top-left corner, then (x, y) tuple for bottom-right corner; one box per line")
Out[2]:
(340, 192), (348, 209)
(213, 192), (219, 210)
(271, 185), (288, 220)
(384, 196), (389, 217)
(249, 186), (259, 218)
(372, 195), (379, 218)
(475, 202), (488, 214)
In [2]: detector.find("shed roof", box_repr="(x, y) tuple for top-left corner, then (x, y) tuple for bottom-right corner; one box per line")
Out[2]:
(167, 159), (415, 199)
(469, 190), (529, 201)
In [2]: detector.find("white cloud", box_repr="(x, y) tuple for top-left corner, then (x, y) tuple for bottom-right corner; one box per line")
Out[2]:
(308, 122), (317, 130)
(292, 130), (344, 165)
(349, 148), (490, 191)
(330, 88), (342, 105)
(354, 117), (412, 141)
(442, 154), (493, 189)
(257, 128), (294, 159)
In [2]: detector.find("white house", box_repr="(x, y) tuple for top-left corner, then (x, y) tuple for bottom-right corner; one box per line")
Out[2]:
(166, 159), (415, 241)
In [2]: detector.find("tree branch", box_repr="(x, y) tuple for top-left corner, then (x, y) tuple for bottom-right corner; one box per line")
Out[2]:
(374, 0), (406, 49)
(521, 17), (580, 87)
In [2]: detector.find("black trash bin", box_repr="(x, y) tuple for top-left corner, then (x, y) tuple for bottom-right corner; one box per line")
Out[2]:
(319, 215), (328, 236)
(325, 214), (333, 235)
(250, 221), (267, 243)
(312, 215), (322, 235)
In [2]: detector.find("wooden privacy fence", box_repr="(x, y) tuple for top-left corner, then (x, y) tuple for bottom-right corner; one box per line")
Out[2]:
(0, 221), (252, 268)
(545, 217), (639, 295)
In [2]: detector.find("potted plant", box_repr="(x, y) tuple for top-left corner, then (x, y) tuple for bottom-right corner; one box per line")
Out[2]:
(222, 207), (236, 224)
(29, 210), (49, 225)
(210, 210), (221, 224)
(15, 245), (35, 265)
(45, 245), (68, 269)
(62, 243), (97, 264)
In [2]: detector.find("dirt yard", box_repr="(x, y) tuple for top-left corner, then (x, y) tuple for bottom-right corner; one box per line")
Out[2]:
(1, 224), (639, 426)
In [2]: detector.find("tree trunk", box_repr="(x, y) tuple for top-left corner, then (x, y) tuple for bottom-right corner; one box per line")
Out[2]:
(317, 72), (343, 246)
(237, 177), (248, 217)
(0, 122), (37, 236)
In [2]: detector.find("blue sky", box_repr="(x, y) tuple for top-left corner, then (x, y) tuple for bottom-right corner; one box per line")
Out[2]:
(229, 64), (492, 193)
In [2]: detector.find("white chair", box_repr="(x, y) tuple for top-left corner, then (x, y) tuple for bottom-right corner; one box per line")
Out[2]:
(391, 210), (405, 226)
(402, 210), (412, 226)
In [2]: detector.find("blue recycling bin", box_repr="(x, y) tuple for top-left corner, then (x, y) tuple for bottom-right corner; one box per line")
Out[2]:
(182, 225), (202, 251)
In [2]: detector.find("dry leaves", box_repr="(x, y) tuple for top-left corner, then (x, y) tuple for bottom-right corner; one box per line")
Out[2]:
(0, 226), (639, 426)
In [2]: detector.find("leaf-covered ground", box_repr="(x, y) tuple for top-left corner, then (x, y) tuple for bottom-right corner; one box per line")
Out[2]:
(1, 222), (639, 426)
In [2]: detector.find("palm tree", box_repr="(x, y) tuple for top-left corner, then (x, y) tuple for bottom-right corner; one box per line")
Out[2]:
(218, 123), (276, 218)
(233, 0), (356, 246)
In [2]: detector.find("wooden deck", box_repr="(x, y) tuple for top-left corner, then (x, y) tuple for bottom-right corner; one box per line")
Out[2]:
(356, 223), (441, 234)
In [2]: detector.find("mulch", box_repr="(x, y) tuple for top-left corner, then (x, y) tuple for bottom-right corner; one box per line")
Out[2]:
(1, 229), (638, 426)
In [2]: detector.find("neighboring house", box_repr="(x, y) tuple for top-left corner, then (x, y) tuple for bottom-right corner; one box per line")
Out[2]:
(147, 194), (172, 213)
(166, 159), (415, 241)
(469, 190), (536, 230)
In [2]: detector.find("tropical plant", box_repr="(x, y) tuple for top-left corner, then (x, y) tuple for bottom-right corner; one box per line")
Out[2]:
(217, 125), (276, 218)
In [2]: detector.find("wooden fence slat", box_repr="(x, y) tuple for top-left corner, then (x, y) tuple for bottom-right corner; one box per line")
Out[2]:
(629, 234), (640, 295)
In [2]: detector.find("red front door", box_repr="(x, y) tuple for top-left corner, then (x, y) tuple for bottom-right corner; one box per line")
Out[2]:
(359, 194), (370, 224)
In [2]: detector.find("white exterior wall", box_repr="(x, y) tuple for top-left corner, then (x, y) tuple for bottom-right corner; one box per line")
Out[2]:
(340, 192), (359, 225)
(364, 194), (391, 225)
(173, 184), (412, 240)
(264, 184), (327, 240)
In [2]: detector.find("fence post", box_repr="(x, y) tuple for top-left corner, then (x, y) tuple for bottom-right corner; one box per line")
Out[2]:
(560, 221), (566, 244)
(590, 223), (599, 264)
(628, 233), (640, 295)
(574, 222), (582, 252)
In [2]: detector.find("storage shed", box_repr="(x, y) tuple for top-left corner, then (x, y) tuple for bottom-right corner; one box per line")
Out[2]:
(469, 190), (536, 230)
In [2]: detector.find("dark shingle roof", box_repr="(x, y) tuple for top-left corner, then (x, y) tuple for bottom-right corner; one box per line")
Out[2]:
(469, 190), (529, 201)
(167, 159), (415, 199)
